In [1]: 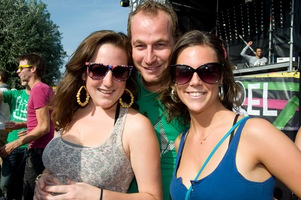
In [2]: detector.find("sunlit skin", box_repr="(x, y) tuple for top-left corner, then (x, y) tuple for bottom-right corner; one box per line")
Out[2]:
(175, 45), (221, 116)
(131, 10), (175, 92)
(83, 43), (127, 110)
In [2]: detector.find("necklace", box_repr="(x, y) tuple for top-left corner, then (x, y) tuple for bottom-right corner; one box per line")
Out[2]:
(188, 129), (212, 144)
(200, 133), (212, 144)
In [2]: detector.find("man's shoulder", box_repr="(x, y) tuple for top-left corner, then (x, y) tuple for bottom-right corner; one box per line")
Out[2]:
(33, 82), (53, 92)
(0, 83), (11, 90)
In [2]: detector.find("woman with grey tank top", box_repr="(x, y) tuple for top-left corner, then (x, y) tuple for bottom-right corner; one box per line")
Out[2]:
(33, 30), (162, 200)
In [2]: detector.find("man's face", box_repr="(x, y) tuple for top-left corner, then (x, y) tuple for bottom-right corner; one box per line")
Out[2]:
(255, 48), (263, 58)
(130, 10), (175, 90)
(17, 59), (33, 87)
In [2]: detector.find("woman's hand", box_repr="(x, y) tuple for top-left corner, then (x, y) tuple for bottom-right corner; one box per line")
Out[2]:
(34, 175), (101, 200)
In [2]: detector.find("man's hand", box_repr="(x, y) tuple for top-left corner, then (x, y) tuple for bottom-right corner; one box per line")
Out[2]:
(0, 141), (17, 158)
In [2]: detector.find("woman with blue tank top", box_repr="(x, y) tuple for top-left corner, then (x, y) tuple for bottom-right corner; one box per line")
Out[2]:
(159, 30), (301, 200)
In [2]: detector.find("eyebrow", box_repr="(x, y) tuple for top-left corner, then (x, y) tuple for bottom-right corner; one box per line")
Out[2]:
(132, 39), (170, 46)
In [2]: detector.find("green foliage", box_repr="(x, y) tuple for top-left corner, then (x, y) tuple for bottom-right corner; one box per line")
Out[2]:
(0, 0), (66, 88)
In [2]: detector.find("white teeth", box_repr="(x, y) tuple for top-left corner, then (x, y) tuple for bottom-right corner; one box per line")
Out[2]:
(100, 90), (113, 94)
(146, 67), (157, 71)
(189, 92), (202, 97)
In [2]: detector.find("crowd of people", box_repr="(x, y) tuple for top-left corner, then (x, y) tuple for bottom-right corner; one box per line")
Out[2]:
(0, 1), (300, 200)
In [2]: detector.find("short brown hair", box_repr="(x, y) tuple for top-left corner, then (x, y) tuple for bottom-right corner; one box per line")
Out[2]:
(127, 0), (180, 42)
(18, 53), (46, 78)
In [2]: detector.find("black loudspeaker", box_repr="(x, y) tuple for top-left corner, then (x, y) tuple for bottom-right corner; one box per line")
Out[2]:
(120, 0), (129, 7)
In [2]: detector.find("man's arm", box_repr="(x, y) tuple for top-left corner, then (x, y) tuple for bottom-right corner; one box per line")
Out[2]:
(15, 106), (50, 146)
(0, 106), (50, 157)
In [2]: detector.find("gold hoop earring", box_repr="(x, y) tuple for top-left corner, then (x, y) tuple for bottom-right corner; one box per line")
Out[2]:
(76, 86), (90, 107)
(119, 88), (134, 108)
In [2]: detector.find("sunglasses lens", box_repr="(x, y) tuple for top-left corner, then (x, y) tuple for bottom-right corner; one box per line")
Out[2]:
(171, 63), (221, 85)
(88, 64), (108, 80)
(197, 63), (221, 84)
(112, 66), (131, 81)
(172, 65), (193, 85)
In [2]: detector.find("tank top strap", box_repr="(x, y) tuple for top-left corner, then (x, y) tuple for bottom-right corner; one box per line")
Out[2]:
(174, 129), (189, 175)
(227, 116), (250, 156)
(111, 107), (128, 146)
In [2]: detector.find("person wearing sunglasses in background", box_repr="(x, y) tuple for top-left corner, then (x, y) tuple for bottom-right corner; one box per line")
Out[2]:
(159, 30), (301, 200)
(0, 53), (55, 200)
(34, 30), (162, 200)
(127, 1), (188, 199)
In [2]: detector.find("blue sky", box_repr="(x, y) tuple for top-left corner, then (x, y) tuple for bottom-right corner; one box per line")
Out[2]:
(42, 0), (130, 64)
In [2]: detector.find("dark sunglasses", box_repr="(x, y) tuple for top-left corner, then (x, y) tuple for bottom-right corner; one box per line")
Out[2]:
(170, 63), (222, 85)
(85, 62), (133, 81)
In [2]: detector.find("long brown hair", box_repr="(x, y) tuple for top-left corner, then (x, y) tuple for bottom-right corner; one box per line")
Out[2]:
(160, 30), (240, 124)
(49, 30), (136, 130)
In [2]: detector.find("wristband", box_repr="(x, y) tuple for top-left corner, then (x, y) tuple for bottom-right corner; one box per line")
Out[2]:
(100, 188), (103, 200)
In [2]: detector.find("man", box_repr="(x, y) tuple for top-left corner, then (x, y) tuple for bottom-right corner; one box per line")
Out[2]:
(127, 1), (187, 199)
(0, 53), (54, 200)
(0, 70), (11, 140)
(0, 86), (29, 200)
(240, 41), (267, 67)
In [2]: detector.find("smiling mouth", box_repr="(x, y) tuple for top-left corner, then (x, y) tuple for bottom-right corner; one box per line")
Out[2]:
(188, 92), (204, 97)
(98, 89), (114, 94)
(144, 65), (160, 72)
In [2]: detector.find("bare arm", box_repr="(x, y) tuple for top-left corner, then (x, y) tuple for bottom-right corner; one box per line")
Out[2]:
(125, 113), (162, 200)
(0, 106), (50, 157)
(248, 118), (301, 198)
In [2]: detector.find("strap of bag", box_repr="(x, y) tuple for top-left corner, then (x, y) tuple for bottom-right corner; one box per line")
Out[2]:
(185, 116), (250, 200)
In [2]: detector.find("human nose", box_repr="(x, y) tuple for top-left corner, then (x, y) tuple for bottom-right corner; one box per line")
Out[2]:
(102, 70), (114, 87)
(189, 72), (202, 85)
(144, 47), (156, 65)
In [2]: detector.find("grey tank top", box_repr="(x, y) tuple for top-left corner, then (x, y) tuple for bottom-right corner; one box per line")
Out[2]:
(42, 107), (134, 192)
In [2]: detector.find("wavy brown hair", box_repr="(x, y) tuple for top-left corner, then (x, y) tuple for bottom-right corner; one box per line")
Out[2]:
(160, 30), (241, 124)
(49, 30), (136, 130)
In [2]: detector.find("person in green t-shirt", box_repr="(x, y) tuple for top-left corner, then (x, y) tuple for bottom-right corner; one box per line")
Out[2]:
(0, 87), (29, 200)
(127, 1), (188, 199)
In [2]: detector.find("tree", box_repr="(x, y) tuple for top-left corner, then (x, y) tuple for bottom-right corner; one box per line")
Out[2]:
(0, 0), (66, 88)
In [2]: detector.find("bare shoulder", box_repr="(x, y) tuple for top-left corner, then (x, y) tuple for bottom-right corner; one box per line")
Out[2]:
(124, 108), (154, 133)
(241, 117), (291, 148)
(123, 108), (158, 151)
(242, 117), (280, 136)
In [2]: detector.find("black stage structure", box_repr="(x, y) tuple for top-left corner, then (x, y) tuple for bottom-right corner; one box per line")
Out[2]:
(171, 0), (301, 67)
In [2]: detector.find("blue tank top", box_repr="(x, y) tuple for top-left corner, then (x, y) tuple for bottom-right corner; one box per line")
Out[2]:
(170, 118), (275, 200)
